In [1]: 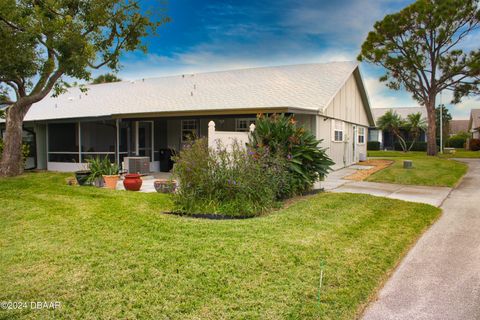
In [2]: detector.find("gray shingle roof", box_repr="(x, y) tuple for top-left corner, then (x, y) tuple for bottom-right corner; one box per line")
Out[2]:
(23, 61), (362, 121)
(449, 120), (469, 134)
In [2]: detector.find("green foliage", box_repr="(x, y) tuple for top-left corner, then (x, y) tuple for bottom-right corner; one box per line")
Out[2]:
(92, 73), (122, 84)
(358, 0), (480, 104)
(377, 110), (408, 151)
(446, 131), (470, 148)
(248, 114), (334, 195)
(470, 139), (480, 151)
(367, 141), (381, 151)
(358, 0), (480, 155)
(378, 110), (427, 152)
(86, 156), (119, 183)
(0, 0), (169, 89)
(0, 0), (170, 176)
(172, 138), (287, 217)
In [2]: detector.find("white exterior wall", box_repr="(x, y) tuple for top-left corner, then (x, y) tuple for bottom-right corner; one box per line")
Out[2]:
(316, 74), (370, 170)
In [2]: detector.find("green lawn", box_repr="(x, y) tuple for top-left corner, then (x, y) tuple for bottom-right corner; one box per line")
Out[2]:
(366, 151), (468, 187)
(0, 173), (440, 319)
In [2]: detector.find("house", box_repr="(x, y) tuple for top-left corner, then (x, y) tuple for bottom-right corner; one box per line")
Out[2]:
(0, 61), (374, 172)
(368, 107), (427, 150)
(449, 120), (469, 136)
(469, 109), (480, 139)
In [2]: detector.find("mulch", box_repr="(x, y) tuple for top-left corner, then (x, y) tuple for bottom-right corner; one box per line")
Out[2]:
(343, 159), (394, 181)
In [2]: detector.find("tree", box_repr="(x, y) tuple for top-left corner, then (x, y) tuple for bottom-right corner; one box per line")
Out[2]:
(358, 0), (480, 156)
(435, 104), (452, 148)
(92, 73), (122, 84)
(405, 112), (427, 151)
(377, 110), (408, 151)
(0, 0), (170, 176)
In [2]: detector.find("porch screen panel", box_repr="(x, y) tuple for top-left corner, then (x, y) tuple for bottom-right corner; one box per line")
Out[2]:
(81, 121), (116, 162)
(47, 123), (79, 162)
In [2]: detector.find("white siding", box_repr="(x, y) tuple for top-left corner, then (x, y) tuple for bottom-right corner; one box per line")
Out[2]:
(323, 74), (370, 127)
(316, 74), (370, 169)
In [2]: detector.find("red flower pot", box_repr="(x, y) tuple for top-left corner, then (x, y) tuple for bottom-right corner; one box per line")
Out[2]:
(123, 174), (142, 191)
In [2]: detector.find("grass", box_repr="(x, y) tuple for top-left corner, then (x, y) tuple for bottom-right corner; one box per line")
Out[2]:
(0, 173), (440, 319)
(366, 150), (468, 187)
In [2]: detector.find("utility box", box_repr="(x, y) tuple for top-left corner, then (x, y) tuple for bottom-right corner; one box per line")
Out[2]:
(403, 160), (413, 169)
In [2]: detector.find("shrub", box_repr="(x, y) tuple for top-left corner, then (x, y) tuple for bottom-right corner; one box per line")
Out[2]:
(394, 141), (427, 151)
(172, 138), (288, 217)
(446, 131), (469, 148)
(470, 139), (480, 151)
(367, 141), (381, 151)
(248, 114), (334, 196)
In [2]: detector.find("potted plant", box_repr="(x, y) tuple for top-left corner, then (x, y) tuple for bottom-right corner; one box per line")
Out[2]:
(86, 157), (105, 187)
(102, 159), (120, 190)
(87, 156), (119, 189)
(154, 179), (177, 193)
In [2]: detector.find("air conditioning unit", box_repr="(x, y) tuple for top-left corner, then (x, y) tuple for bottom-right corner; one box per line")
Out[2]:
(359, 153), (367, 162)
(124, 157), (150, 174)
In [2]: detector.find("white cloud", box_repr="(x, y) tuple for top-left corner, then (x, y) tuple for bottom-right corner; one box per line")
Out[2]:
(364, 76), (417, 108)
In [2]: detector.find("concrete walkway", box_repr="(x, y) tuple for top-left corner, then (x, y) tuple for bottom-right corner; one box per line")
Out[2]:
(323, 166), (451, 207)
(362, 159), (480, 320)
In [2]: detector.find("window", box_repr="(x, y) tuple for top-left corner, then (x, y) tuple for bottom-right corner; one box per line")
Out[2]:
(235, 118), (256, 132)
(358, 127), (365, 144)
(332, 120), (344, 142)
(181, 119), (198, 142)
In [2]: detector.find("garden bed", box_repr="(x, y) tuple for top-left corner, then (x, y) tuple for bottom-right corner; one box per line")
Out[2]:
(344, 159), (394, 181)
(161, 211), (256, 220)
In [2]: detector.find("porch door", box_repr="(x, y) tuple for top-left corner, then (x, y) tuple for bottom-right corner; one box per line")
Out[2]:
(136, 121), (154, 161)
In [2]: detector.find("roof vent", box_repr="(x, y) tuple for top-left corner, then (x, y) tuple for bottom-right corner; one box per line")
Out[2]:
(68, 97), (74, 101)
(190, 92), (193, 96)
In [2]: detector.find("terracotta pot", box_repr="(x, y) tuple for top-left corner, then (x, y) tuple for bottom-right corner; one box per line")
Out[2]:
(103, 175), (119, 190)
(154, 179), (177, 193)
(123, 174), (142, 191)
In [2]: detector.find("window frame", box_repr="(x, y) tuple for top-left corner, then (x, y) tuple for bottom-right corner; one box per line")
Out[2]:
(332, 120), (345, 142)
(357, 126), (366, 145)
(181, 119), (199, 143)
(235, 118), (256, 132)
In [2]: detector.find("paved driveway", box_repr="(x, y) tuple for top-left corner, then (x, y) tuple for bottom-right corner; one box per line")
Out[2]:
(362, 159), (480, 320)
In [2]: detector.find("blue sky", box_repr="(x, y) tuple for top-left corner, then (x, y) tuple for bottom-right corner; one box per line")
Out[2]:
(99, 0), (479, 119)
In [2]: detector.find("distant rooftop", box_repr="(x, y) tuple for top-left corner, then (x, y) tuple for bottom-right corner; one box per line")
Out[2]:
(450, 120), (469, 134)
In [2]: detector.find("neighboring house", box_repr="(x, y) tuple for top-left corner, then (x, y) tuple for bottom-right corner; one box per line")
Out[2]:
(0, 61), (374, 172)
(369, 107), (427, 150)
(449, 120), (469, 136)
(469, 109), (480, 139)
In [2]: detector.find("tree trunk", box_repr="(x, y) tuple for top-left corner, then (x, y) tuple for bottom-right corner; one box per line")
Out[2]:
(426, 99), (437, 156)
(0, 103), (31, 177)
